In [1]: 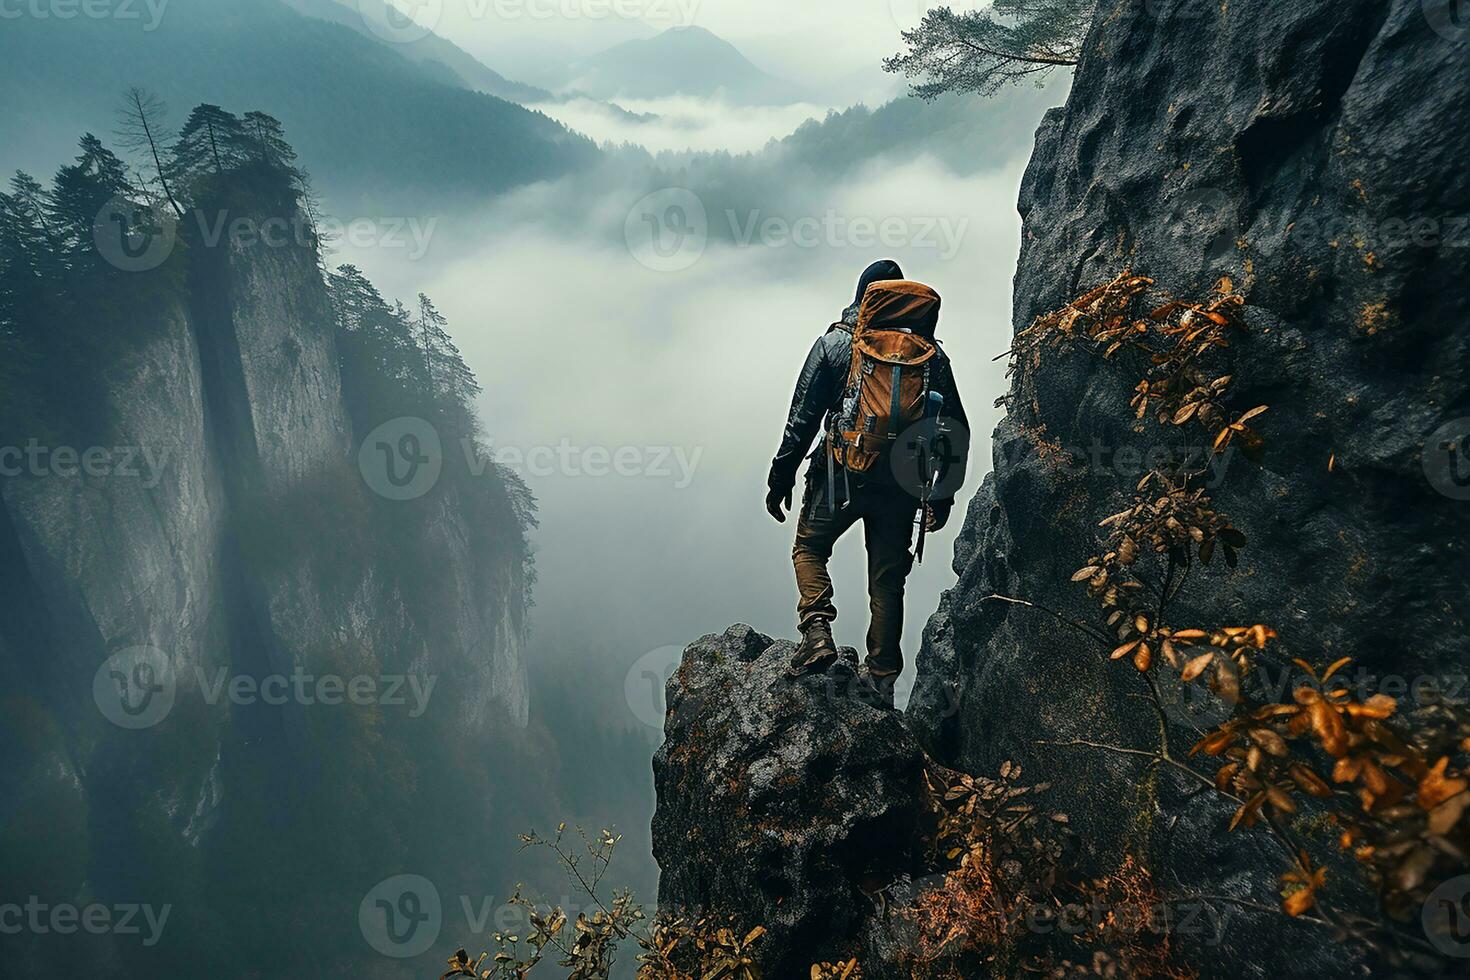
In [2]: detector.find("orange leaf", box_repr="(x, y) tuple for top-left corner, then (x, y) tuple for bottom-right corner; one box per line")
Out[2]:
(1283, 886), (1316, 917)
(1193, 729), (1236, 757)
(1419, 757), (1470, 811)
(1181, 652), (1214, 682)
(1134, 642), (1153, 672)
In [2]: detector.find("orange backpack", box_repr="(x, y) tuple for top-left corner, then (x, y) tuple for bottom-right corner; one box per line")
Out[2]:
(829, 280), (942, 476)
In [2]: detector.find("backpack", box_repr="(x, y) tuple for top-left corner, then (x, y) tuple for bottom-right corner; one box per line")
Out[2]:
(829, 280), (942, 477)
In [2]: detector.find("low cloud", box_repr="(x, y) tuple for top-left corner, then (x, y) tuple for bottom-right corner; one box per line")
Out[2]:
(331, 93), (1051, 722)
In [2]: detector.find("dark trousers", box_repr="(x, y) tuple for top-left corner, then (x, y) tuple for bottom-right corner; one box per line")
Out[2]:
(792, 477), (919, 677)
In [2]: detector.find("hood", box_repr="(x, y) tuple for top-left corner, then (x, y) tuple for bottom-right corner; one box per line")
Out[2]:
(856, 280), (941, 337)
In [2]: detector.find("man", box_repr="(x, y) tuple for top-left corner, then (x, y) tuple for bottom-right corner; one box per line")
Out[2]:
(766, 260), (969, 708)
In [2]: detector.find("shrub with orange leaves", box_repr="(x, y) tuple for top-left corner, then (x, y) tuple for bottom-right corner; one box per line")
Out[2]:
(909, 763), (1194, 978)
(1013, 275), (1470, 969)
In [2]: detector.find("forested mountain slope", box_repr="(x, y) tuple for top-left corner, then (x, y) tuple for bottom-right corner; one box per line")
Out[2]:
(0, 0), (597, 206)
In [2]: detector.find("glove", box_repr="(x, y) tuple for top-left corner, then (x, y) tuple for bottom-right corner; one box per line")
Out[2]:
(925, 499), (953, 533)
(766, 485), (794, 523)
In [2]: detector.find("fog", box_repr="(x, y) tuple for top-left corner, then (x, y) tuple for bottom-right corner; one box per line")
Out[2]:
(528, 95), (846, 153)
(332, 109), (1043, 744)
(433, 0), (989, 95)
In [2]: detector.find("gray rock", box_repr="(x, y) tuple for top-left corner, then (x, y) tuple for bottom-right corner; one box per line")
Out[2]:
(653, 625), (929, 975)
(0, 189), (532, 972)
(910, 1), (1469, 977)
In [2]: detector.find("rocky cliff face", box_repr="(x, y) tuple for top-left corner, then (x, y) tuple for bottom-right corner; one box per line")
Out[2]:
(909, 0), (1468, 976)
(654, 2), (1468, 977)
(0, 187), (529, 975)
(653, 626), (929, 972)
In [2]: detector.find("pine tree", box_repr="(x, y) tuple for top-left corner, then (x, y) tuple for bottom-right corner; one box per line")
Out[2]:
(416, 292), (481, 419)
(116, 88), (185, 219)
(47, 135), (135, 264)
(885, 0), (1090, 99)
(329, 265), (433, 418)
(169, 104), (249, 183)
(0, 179), (49, 336)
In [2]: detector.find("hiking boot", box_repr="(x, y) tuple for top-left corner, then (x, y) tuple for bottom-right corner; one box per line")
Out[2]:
(853, 668), (898, 711)
(787, 619), (838, 678)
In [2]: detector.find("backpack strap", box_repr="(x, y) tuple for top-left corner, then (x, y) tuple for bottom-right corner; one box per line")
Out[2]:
(887, 365), (903, 439)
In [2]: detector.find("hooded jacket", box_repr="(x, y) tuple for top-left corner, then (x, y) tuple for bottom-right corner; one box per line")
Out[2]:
(767, 265), (969, 503)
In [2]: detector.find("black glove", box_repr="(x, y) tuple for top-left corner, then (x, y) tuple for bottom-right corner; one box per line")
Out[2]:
(925, 499), (953, 533)
(766, 485), (794, 523)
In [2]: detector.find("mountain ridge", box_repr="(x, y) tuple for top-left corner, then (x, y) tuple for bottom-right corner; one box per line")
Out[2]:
(554, 25), (803, 106)
(0, 0), (597, 206)
(279, 0), (555, 103)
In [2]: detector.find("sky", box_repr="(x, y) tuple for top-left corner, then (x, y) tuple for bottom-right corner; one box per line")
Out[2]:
(394, 0), (988, 99)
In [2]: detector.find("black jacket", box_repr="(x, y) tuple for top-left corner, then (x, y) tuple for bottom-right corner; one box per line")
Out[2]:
(767, 304), (970, 503)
